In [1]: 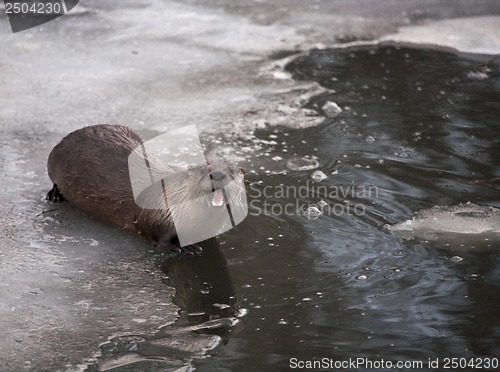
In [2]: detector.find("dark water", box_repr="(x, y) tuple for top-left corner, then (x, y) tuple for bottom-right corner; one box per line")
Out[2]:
(193, 43), (500, 371)
(88, 43), (500, 371)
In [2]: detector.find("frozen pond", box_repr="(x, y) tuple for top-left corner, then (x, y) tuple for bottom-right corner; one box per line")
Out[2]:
(1, 1), (499, 371)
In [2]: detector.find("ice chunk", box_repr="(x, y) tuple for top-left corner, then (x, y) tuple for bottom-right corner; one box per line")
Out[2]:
(385, 202), (500, 240)
(321, 101), (342, 118)
(287, 156), (319, 171)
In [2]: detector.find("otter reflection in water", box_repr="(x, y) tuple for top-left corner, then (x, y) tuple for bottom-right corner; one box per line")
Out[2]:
(161, 238), (239, 324)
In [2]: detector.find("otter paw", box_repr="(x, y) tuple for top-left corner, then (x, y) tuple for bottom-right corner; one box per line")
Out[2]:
(46, 184), (65, 202)
(161, 237), (203, 255)
(177, 244), (203, 255)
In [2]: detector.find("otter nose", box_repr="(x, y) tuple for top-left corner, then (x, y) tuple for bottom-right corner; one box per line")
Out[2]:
(210, 170), (227, 182)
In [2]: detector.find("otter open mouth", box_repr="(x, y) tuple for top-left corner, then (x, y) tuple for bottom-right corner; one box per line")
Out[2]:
(211, 189), (225, 207)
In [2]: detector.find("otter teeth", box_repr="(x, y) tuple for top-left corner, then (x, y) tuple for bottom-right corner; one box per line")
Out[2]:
(212, 189), (224, 207)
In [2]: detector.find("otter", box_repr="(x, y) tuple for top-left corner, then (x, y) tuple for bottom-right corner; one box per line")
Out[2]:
(46, 124), (245, 254)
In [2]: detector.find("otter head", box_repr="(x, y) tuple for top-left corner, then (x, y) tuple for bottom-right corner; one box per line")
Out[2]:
(165, 159), (245, 211)
(208, 160), (245, 208)
(133, 152), (247, 251)
(155, 158), (246, 247)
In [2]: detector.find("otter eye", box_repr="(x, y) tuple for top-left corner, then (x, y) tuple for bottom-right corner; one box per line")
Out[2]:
(240, 168), (245, 175)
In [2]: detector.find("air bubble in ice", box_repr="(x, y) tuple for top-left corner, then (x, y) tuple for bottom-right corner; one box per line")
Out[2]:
(318, 200), (328, 207)
(450, 256), (463, 263)
(302, 206), (322, 220)
(311, 170), (327, 182)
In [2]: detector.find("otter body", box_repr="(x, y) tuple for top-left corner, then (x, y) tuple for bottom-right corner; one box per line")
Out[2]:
(47, 125), (244, 254)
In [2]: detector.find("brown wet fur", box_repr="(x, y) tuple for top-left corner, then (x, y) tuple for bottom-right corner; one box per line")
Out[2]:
(47, 124), (245, 253)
